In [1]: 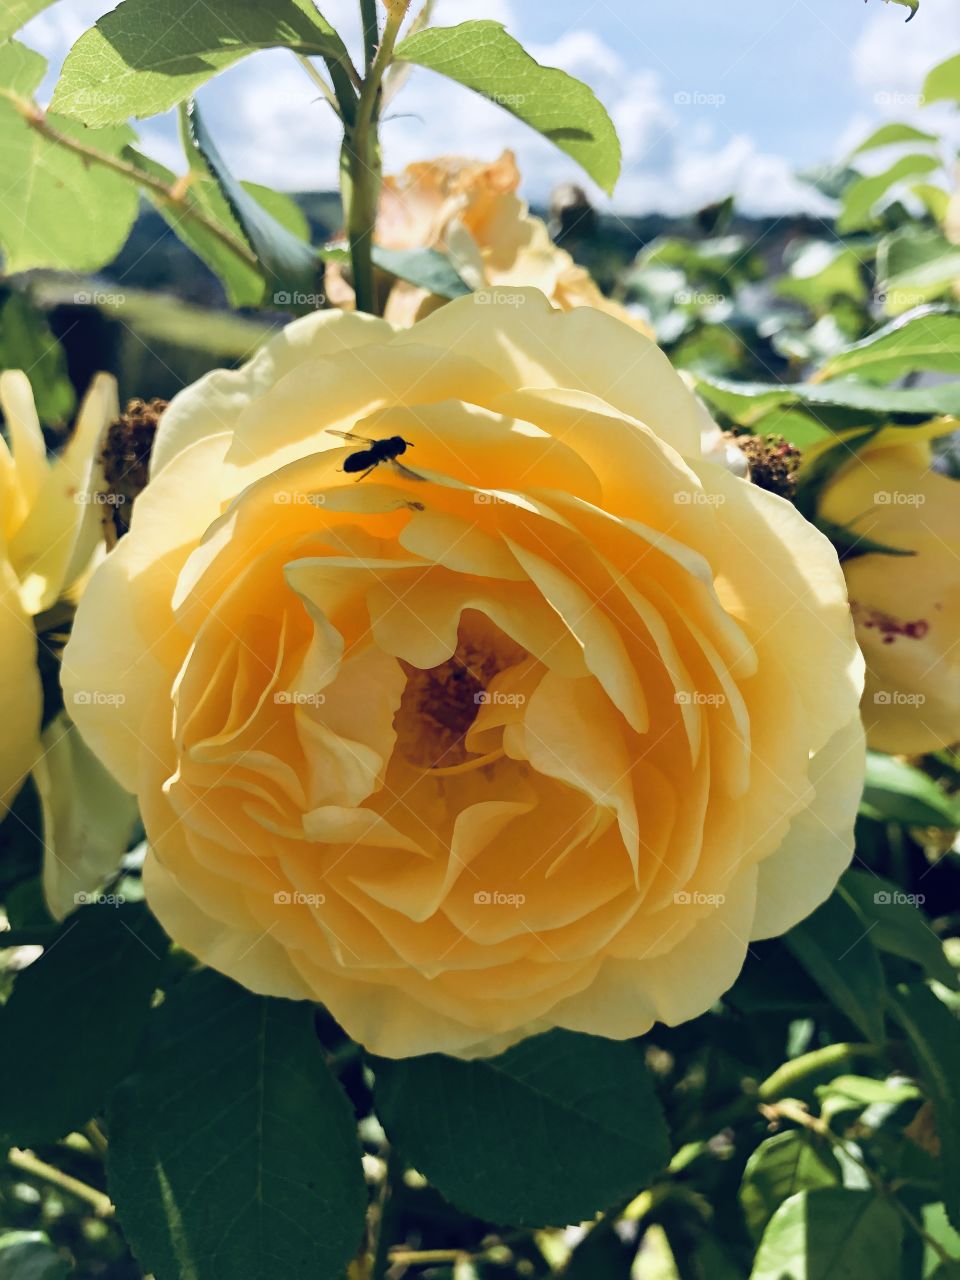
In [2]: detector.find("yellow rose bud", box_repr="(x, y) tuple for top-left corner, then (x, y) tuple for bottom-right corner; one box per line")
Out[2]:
(326, 151), (652, 336)
(64, 292), (864, 1058)
(817, 420), (960, 754)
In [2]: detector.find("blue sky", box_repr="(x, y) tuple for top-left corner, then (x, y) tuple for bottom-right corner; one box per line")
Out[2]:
(22, 0), (960, 213)
(534, 0), (871, 168)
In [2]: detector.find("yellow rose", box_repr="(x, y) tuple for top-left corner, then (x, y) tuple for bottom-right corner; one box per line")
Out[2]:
(327, 150), (650, 334)
(63, 291), (864, 1058)
(0, 370), (116, 817)
(817, 421), (960, 754)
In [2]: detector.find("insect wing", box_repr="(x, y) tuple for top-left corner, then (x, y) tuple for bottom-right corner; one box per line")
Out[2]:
(326, 428), (373, 444)
(392, 459), (427, 483)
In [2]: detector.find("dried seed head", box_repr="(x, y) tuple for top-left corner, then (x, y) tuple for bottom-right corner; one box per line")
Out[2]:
(735, 433), (802, 501)
(100, 397), (167, 543)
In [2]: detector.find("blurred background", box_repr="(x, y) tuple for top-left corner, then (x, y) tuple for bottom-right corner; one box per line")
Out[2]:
(8, 0), (960, 428)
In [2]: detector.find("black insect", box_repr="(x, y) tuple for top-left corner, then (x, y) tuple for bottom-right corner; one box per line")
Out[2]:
(327, 430), (421, 482)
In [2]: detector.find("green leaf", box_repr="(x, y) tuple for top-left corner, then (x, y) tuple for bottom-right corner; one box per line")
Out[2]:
(0, 1232), (68, 1280)
(394, 21), (621, 194)
(842, 870), (956, 988)
(815, 1073), (922, 1122)
(126, 147), (310, 309)
(876, 227), (960, 315)
(888, 982), (960, 1229)
(913, 181), (951, 223)
(372, 246), (472, 300)
(920, 1204), (960, 1279)
(851, 123), (937, 155)
(839, 154), (940, 233)
(696, 372), (960, 424)
(924, 53), (960, 105)
(107, 970), (366, 1280)
(776, 241), (866, 310)
(816, 307), (960, 383)
(185, 100), (320, 303)
(739, 1131), (842, 1241)
(0, 2), (59, 42)
(862, 752), (960, 828)
(784, 888), (887, 1045)
(0, 291), (75, 425)
(374, 1030), (669, 1227)
(51, 0), (350, 127)
(0, 41), (139, 273)
(0, 903), (168, 1144)
(748, 408), (833, 450)
(750, 1189), (902, 1280)
(814, 515), (916, 563)
(884, 0), (919, 18)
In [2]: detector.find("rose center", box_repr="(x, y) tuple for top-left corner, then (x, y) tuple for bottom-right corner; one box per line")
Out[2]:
(394, 615), (526, 770)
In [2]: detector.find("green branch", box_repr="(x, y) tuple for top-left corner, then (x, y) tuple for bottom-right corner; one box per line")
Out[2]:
(760, 1099), (954, 1268)
(8, 1148), (114, 1218)
(1, 92), (260, 273)
(341, 1), (409, 314)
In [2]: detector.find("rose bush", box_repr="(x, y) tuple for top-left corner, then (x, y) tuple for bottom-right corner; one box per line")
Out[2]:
(327, 150), (650, 333)
(64, 290), (865, 1058)
(817, 421), (960, 755)
(0, 370), (116, 818)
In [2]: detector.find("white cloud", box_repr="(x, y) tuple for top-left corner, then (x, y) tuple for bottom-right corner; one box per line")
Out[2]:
(18, 0), (833, 215)
(853, 0), (960, 97)
(531, 30), (624, 86)
(432, 0), (515, 26)
(841, 0), (960, 179)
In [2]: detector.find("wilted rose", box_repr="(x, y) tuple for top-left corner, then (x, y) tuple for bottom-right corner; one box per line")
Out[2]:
(326, 150), (650, 333)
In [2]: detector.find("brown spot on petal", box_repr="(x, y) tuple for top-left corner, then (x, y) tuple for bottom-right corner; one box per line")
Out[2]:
(851, 601), (930, 645)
